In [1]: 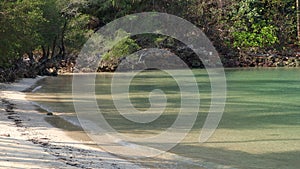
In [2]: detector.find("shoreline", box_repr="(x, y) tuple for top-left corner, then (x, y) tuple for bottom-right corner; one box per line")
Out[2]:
(0, 77), (142, 169)
(0, 76), (233, 169)
(24, 75), (232, 169)
(23, 76), (208, 169)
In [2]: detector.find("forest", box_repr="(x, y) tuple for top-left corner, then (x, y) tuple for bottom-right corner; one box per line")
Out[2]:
(0, 0), (299, 82)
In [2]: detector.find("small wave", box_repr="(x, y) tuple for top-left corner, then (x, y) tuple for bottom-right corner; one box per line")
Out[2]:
(30, 100), (81, 127)
(31, 101), (54, 114)
(32, 86), (42, 92)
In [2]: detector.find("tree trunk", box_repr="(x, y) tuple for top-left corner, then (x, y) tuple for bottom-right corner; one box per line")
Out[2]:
(28, 51), (34, 63)
(51, 36), (57, 58)
(42, 46), (46, 59)
(60, 20), (67, 58)
(297, 0), (300, 42)
(47, 46), (50, 59)
(218, 0), (223, 9)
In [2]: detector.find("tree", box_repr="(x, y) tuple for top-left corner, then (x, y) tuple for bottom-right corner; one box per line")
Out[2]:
(0, 0), (47, 67)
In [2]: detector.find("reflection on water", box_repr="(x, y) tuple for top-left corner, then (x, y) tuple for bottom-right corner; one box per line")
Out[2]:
(27, 68), (300, 169)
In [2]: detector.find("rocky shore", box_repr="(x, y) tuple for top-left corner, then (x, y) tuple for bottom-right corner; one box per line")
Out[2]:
(98, 45), (300, 72)
(0, 54), (76, 83)
(224, 52), (300, 68)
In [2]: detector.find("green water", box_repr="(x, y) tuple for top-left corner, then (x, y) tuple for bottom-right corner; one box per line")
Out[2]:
(28, 68), (300, 169)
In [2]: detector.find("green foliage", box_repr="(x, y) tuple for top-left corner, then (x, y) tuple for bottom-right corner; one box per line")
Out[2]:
(65, 14), (94, 52)
(261, 0), (296, 45)
(227, 0), (295, 51)
(228, 0), (278, 50)
(38, 0), (62, 47)
(0, 0), (47, 67)
(0, 0), (92, 68)
(0, 0), (298, 70)
(232, 22), (278, 49)
(102, 37), (141, 60)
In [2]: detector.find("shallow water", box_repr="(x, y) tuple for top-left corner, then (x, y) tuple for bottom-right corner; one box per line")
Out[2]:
(27, 68), (300, 169)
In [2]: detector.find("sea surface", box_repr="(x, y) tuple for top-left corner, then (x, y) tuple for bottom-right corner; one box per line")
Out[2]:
(27, 68), (300, 169)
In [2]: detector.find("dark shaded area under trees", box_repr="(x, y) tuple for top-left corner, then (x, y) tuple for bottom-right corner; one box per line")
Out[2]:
(1, 0), (299, 82)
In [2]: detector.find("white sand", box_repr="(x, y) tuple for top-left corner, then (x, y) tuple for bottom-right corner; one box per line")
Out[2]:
(0, 77), (143, 169)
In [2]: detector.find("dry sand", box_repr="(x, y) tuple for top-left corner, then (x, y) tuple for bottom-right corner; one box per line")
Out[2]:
(0, 77), (143, 169)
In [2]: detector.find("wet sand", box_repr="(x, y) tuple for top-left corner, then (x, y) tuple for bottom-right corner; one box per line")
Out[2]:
(0, 77), (142, 169)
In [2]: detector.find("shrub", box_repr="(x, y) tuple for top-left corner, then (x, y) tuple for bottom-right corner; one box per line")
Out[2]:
(102, 37), (141, 60)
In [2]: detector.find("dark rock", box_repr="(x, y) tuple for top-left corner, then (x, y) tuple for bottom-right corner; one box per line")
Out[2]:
(0, 134), (10, 137)
(47, 112), (53, 116)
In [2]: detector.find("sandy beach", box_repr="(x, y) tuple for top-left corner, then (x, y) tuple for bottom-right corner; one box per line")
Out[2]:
(0, 77), (143, 169)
